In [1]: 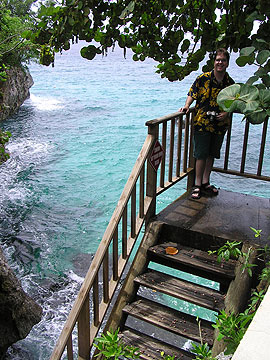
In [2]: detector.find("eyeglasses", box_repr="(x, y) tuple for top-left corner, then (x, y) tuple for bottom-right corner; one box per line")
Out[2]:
(215, 58), (227, 63)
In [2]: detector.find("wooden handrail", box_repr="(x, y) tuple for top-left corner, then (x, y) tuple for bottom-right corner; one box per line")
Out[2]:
(214, 117), (270, 182)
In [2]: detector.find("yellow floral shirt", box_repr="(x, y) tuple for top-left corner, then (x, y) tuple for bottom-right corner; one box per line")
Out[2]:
(188, 71), (234, 134)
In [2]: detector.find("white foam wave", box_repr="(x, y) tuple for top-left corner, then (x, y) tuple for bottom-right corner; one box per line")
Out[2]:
(30, 94), (63, 111)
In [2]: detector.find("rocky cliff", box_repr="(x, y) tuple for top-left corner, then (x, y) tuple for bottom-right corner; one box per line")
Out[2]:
(0, 248), (42, 359)
(0, 66), (34, 121)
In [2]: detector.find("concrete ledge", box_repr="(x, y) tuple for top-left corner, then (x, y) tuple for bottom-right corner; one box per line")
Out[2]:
(232, 286), (270, 360)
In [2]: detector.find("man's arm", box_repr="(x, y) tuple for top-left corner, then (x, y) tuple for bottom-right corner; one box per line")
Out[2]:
(179, 95), (194, 113)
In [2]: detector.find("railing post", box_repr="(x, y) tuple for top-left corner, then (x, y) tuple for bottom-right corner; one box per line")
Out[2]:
(186, 111), (195, 190)
(145, 123), (159, 227)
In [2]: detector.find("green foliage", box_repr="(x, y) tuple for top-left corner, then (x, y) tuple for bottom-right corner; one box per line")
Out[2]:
(208, 241), (242, 263)
(94, 328), (140, 359)
(160, 351), (176, 360)
(0, 0), (39, 68)
(30, 0), (268, 82)
(191, 318), (215, 359)
(259, 261), (270, 283)
(213, 310), (253, 355)
(0, 129), (11, 164)
(250, 227), (262, 238)
(191, 343), (214, 360)
(240, 247), (257, 277)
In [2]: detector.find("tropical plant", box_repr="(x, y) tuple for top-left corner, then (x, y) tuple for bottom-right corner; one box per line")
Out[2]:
(93, 328), (140, 359)
(240, 247), (257, 277)
(191, 318), (214, 360)
(259, 261), (270, 283)
(160, 351), (176, 360)
(212, 309), (253, 355)
(208, 241), (242, 263)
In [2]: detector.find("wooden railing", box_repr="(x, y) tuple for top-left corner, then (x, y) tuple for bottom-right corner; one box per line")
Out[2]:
(213, 116), (270, 181)
(50, 110), (194, 360)
(50, 110), (270, 360)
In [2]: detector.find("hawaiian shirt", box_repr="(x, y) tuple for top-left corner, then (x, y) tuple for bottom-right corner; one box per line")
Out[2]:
(188, 71), (234, 134)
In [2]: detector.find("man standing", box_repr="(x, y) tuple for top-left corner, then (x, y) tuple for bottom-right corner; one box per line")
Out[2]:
(180, 48), (234, 199)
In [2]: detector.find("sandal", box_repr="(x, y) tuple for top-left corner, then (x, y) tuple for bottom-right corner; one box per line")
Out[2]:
(202, 182), (219, 196)
(191, 186), (201, 199)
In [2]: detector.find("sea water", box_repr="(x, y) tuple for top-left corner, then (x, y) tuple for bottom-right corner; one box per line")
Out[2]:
(0, 42), (269, 359)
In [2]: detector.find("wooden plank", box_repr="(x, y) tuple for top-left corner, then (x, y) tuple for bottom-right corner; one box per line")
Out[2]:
(78, 294), (90, 360)
(120, 328), (194, 360)
(103, 249), (109, 303)
(160, 121), (167, 188)
(139, 166), (145, 219)
(257, 118), (268, 176)
(122, 205), (127, 259)
(223, 115), (232, 170)
(67, 334), (73, 360)
(123, 297), (214, 345)
(168, 118), (175, 182)
(113, 227), (118, 281)
(240, 120), (249, 173)
(148, 243), (236, 281)
(183, 113), (190, 173)
(134, 269), (224, 312)
(131, 186), (136, 238)
(176, 116), (183, 177)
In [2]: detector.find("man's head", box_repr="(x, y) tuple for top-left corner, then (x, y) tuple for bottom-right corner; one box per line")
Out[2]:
(214, 48), (230, 63)
(214, 48), (229, 75)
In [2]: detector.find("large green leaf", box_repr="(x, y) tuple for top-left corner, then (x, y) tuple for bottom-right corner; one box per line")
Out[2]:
(240, 46), (255, 57)
(246, 75), (259, 85)
(246, 109), (267, 124)
(257, 50), (270, 65)
(80, 45), (97, 60)
(259, 89), (270, 107)
(217, 84), (241, 112)
(236, 56), (250, 67)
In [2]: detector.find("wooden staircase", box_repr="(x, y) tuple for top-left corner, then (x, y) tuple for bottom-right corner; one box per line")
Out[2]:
(118, 241), (237, 359)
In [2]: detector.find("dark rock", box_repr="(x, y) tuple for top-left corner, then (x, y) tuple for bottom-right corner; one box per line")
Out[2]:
(0, 66), (33, 122)
(0, 247), (42, 359)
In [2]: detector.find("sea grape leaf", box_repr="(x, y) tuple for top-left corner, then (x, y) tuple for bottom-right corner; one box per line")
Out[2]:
(217, 84), (241, 112)
(246, 109), (267, 124)
(257, 50), (270, 65)
(240, 46), (255, 57)
(80, 45), (97, 60)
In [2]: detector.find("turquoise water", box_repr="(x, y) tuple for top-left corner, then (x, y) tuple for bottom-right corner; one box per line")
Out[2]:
(0, 43), (269, 359)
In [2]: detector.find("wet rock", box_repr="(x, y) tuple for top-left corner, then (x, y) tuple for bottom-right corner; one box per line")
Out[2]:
(0, 66), (33, 122)
(0, 247), (42, 359)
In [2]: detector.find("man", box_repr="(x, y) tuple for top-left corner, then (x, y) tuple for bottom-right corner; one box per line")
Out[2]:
(180, 48), (234, 199)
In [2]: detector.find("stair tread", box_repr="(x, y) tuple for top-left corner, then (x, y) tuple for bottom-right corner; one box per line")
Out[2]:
(148, 243), (236, 281)
(120, 328), (194, 360)
(134, 269), (225, 311)
(123, 297), (214, 345)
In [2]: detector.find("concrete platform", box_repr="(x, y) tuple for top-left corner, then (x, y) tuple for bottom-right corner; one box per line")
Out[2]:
(156, 189), (270, 247)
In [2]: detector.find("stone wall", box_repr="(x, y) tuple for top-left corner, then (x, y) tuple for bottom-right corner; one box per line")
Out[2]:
(0, 66), (34, 122)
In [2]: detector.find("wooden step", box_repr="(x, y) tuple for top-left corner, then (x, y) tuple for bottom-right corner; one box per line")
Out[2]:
(134, 269), (225, 312)
(122, 297), (214, 345)
(120, 327), (194, 360)
(148, 243), (236, 284)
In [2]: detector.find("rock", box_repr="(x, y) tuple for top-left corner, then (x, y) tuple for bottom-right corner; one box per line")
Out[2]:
(0, 66), (33, 122)
(0, 247), (42, 359)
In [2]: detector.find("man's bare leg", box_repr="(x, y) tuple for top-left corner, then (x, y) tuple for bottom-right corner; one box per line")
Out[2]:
(202, 156), (214, 184)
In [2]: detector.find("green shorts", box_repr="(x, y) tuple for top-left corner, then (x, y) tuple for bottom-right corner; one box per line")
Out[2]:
(193, 131), (225, 159)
